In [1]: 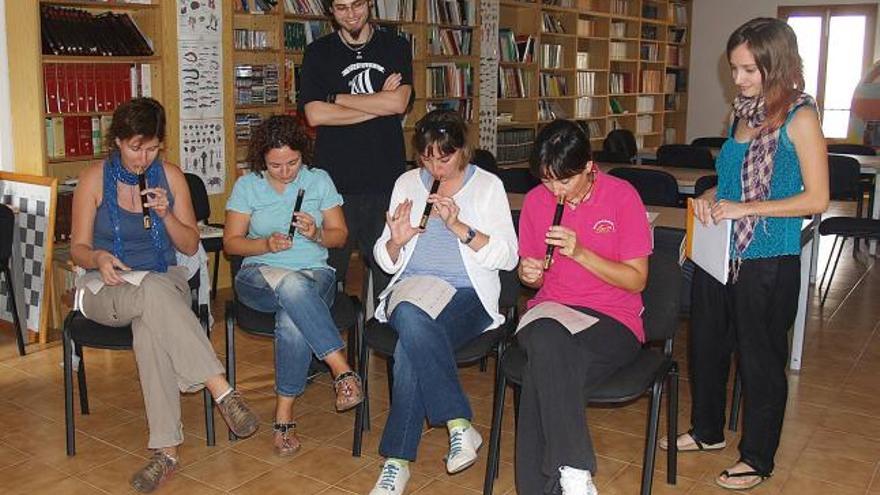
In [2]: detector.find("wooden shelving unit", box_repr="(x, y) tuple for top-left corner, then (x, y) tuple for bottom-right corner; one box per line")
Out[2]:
(25, 0), (167, 178)
(496, 0), (692, 165)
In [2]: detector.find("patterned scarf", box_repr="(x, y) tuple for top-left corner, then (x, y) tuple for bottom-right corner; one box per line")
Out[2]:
(731, 91), (815, 271)
(103, 152), (170, 272)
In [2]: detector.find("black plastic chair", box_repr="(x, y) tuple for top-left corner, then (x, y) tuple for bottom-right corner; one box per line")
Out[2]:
(657, 144), (715, 170)
(224, 251), (362, 439)
(351, 264), (521, 456)
(827, 144), (876, 156)
(0, 204), (25, 356)
(603, 129), (638, 163)
(498, 167), (540, 193)
(608, 167), (681, 207)
(63, 270), (214, 455)
(593, 149), (633, 164)
(690, 137), (727, 149)
(473, 149), (500, 176)
(184, 173), (224, 300)
(483, 227), (683, 495)
(694, 174), (718, 197)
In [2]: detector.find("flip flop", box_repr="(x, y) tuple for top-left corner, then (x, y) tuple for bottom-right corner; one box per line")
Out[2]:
(716, 466), (770, 490)
(659, 429), (726, 452)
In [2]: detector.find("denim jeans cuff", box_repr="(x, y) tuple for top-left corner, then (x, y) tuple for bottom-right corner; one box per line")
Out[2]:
(275, 386), (306, 398)
(314, 343), (345, 360)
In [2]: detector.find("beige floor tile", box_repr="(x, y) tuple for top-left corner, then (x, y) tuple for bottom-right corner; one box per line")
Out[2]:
(183, 449), (274, 491)
(790, 448), (875, 489)
(284, 444), (373, 485)
(778, 473), (866, 495)
(230, 468), (331, 495)
(600, 463), (695, 494)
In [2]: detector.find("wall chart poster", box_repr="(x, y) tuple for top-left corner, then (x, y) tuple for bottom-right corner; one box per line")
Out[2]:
(177, 0), (221, 39)
(181, 119), (225, 194)
(178, 41), (222, 120)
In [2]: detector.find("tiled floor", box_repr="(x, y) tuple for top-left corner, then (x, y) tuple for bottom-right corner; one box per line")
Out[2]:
(2, 203), (880, 494)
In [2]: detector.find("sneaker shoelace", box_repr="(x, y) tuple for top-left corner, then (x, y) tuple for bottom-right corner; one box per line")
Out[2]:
(448, 429), (465, 459)
(136, 452), (175, 486)
(221, 391), (250, 422)
(377, 463), (401, 490)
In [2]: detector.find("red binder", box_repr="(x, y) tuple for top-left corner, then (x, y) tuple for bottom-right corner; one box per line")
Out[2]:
(65, 64), (79, 112)
(83, 63), (97, 112)
(44, 63), (60, 114)
(76, 115), (93, 156)
(57, 64), (70, 113)
(63, 116), (79, 156)
(74, 64), (87, 112)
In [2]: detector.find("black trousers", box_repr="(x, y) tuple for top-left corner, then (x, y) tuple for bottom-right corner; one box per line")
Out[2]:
(515, 310), (640, 494)
(689, 256), (799, 475)
(330, 193), (391, 282)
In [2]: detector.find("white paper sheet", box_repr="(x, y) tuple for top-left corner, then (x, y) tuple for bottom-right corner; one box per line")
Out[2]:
(387, 276), (457, 320)
(515, 301), (599, 335)
(690, 215), (732, 284)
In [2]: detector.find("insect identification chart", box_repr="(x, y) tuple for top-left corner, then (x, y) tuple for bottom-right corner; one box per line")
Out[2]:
(177, 0), (225, 194)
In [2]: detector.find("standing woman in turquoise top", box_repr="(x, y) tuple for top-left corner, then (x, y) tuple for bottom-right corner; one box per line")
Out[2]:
(70, 98), (260, 493)
(224, 115), (361, 457)
(660, 18), (828, 490)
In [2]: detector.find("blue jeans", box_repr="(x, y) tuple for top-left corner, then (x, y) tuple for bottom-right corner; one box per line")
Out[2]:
(235, 264), (342, 397)
(379, 287), (492, 461)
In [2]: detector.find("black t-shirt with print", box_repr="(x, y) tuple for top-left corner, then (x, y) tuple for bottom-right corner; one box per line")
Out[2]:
(298, 27), (413, 195)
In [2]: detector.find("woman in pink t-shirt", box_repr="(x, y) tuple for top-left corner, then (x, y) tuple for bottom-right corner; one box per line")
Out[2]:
(515, 119), (652, 495)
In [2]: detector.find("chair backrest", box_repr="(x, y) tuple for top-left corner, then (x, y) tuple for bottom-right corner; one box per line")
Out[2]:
(657, 144), (715, 170)
(498, 167), (540, 194)
(694, 174), (718, 197)
(827, 143), (876, 156)
(603, 129), (638, 161)
(608, 167), (680, 207)
(472, 148), (500, 176)
(827, 154), (862, 201)
(184, 173), (211, 223)
(0, 204), (13, 263)
(690, 136), (727, 149)
(592, 149), (632, 164)
(642, 227), (684, 344)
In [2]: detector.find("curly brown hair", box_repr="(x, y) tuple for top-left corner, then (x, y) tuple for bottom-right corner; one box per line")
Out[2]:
(247, 114), (314, 176)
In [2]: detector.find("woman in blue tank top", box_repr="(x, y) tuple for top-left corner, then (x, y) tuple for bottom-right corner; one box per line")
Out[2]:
(660, 18), (829, 491)
(70, 98), (260, 493)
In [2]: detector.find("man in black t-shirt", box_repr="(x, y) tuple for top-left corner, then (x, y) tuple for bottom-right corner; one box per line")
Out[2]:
(299, 0), (413, 277)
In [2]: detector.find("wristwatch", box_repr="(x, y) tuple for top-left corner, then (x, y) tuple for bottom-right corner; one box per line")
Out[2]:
(326, 93), (337, 104)
(461, 226), (477, 245)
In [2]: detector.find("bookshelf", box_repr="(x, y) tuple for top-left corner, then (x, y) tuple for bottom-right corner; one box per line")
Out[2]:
(13, 0), (168, 179)
(229, 0), (481, 173)
(495, 0), (691, 165)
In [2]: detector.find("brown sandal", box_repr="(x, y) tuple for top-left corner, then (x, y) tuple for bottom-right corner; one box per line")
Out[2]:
(333, 371), (363, 412)
(272, 422), (302, 456)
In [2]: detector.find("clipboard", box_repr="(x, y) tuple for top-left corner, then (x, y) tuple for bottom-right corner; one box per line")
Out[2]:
(685, 198), (732, 284)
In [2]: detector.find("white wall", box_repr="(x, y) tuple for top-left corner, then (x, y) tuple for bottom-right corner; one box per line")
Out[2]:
(0, 0), (12, 172)
(686, 0), (880, 142)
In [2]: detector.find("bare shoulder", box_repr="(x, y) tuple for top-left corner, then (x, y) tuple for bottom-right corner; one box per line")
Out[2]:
(786, 105), (822, 143)
(161, 161), (186, 181)
(76, 162), (104, 194)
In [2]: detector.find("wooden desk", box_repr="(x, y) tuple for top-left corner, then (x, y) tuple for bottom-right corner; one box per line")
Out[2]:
(602, 162), (711, 194)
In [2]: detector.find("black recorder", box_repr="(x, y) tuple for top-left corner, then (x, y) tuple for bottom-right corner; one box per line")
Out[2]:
(288, 189), (305, 239)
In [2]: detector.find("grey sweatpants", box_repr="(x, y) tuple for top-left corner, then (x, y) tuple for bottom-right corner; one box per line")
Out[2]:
(81, 268), (225, 449)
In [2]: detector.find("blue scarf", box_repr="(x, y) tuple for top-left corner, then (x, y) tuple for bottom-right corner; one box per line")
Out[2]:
(103, 152), (170, 272)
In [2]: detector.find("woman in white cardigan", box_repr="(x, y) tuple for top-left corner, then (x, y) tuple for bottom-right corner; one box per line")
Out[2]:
(368, 110), (518, 495)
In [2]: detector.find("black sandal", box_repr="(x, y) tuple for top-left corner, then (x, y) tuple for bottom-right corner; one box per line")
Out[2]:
(716, 462), (770, 490)
(661, 429), (726, 452)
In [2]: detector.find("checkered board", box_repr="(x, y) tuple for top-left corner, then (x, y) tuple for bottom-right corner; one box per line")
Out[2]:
(0, 179), (54, 335)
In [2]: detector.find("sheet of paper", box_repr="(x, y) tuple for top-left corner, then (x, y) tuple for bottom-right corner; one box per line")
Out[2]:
(687, 202), (731, 284)
(198, 223), (224, 239)
(80, 270), (151, 295)
(387, 276), (457, 320)
(515, 301), (599, 335)
(647, 211), (659, 225)
(258, 266), (294, 291)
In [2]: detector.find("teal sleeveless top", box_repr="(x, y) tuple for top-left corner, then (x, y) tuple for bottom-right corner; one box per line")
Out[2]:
(716, 104), (810, 259)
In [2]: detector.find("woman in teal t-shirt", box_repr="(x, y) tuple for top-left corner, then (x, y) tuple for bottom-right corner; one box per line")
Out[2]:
(224, 115), (361, 457)
(661, 18), (828, 491)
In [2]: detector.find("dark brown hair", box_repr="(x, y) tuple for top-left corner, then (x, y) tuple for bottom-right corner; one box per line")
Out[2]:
(412, 109), (472, 166)
(529, 119), (592, 180)
(727, 17), (805, 129)
(247, 114), (314, 176)
(106, 97), (165, 151)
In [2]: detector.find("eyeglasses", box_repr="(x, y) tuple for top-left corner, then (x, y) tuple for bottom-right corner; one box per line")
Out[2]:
(332, 0), (368, 15)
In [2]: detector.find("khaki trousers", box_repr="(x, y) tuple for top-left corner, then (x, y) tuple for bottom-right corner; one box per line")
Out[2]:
(81, 268), (225, 448)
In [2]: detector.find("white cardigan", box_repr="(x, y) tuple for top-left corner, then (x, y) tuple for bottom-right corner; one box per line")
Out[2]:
(373, 167), (519, 330)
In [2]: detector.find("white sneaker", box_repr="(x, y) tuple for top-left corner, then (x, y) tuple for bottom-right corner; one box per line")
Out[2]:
(446, 426), (482, 474)
(369, 460), (410, 495)
(559, 466), (599, 495)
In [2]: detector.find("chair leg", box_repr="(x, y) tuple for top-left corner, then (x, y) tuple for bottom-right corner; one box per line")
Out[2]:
(820, 236), (848, 306)
(729, 368), (742, 432)
(479, 356), (488, 372)
(225, 301), (237, 441)
(385, 357), (395, 406)
(201, 305), (215, 447)
(211, 251), (220, 300)
(483, 373), (508, 495)
(640, 378), (663, 495)
(63, 326), (76, 456)
(353, 317), (368, 456)
(3, 267), (26, 356)
(667, 363), (679, 485)
(512, 385), (521, 431)
(75, 343), (89, 415)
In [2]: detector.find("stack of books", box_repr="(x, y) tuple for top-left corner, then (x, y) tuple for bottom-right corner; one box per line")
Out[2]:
(40, 5), (153, 56)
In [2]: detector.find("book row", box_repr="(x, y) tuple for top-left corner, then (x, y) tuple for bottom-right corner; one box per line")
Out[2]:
(44, 115), (112, 159)
(40, 5), (153, 57)
(43, 63), (153, 115)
